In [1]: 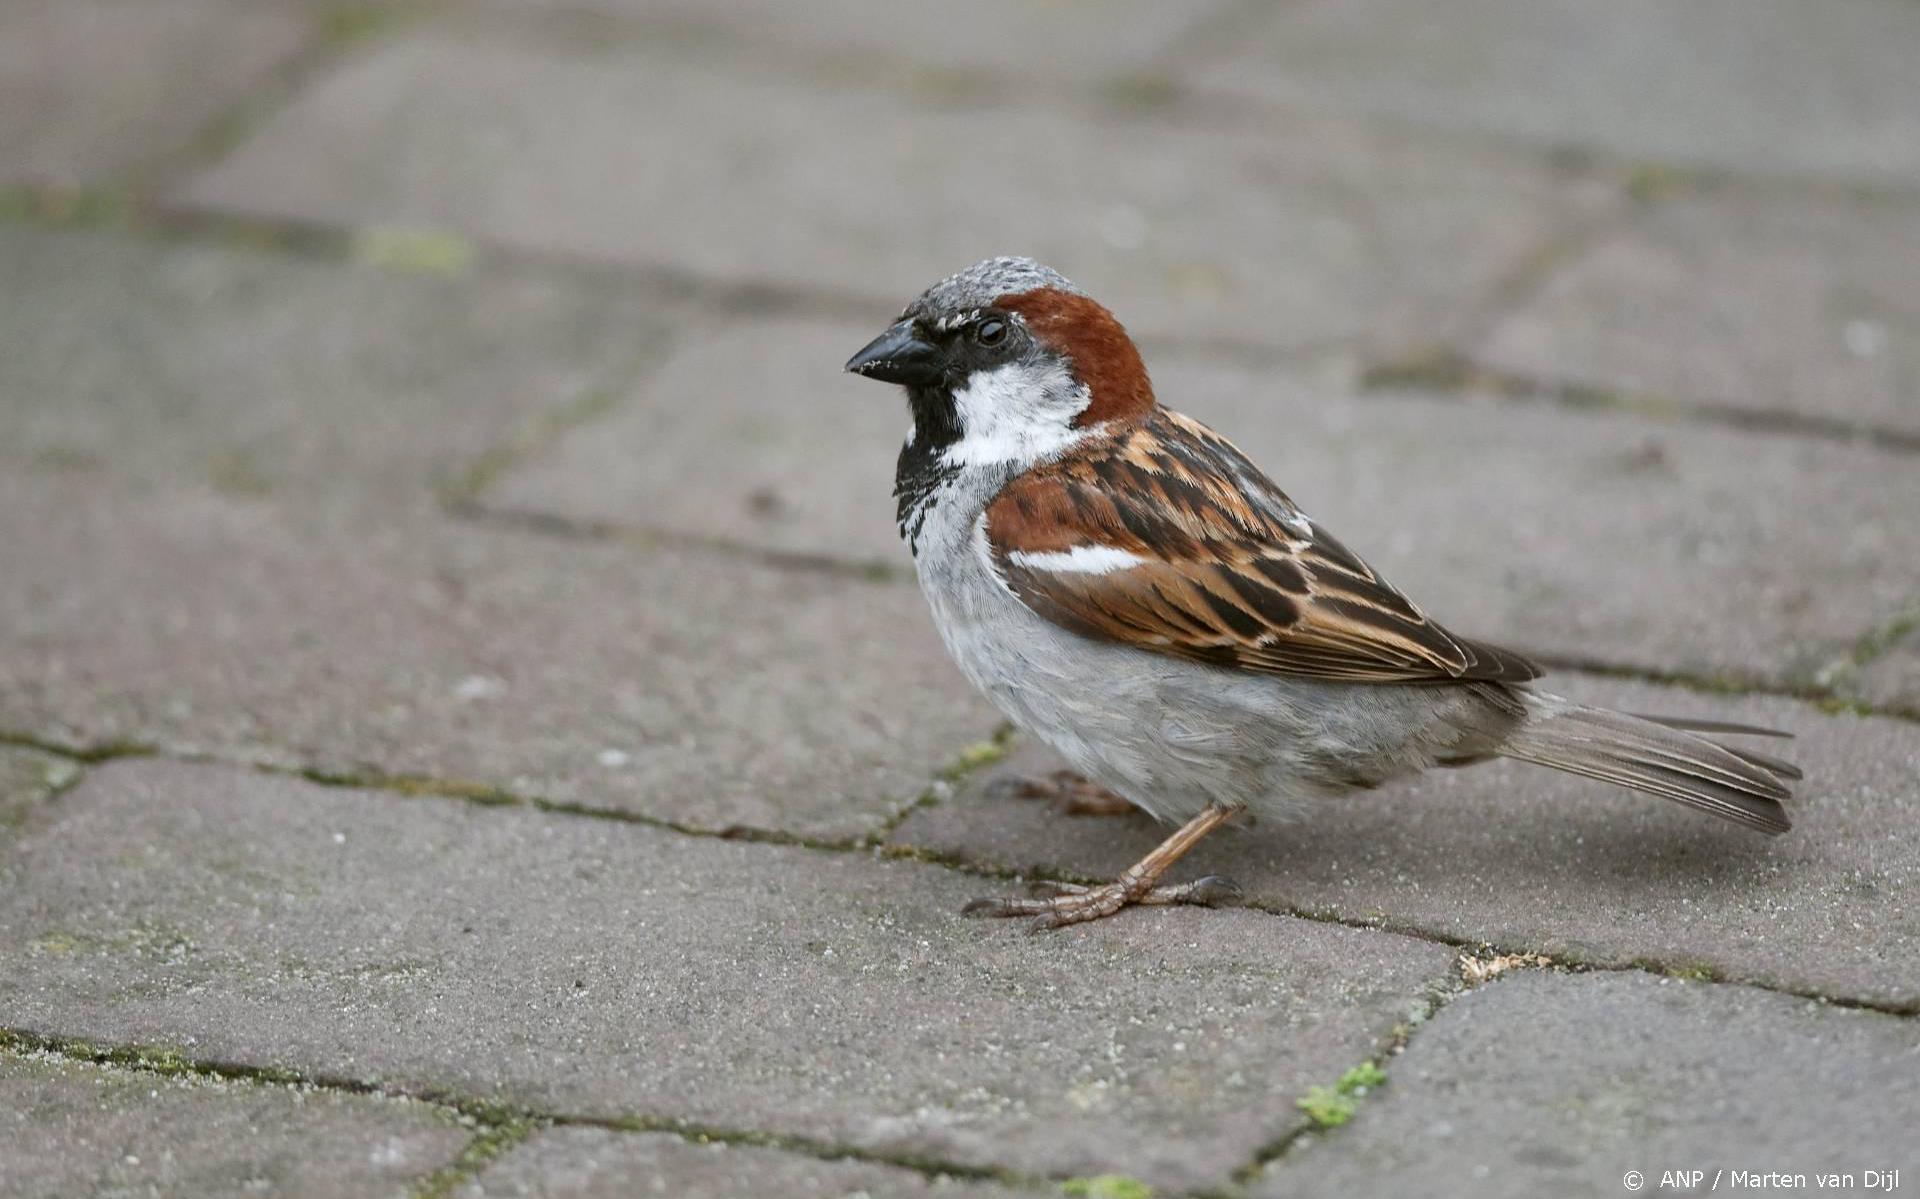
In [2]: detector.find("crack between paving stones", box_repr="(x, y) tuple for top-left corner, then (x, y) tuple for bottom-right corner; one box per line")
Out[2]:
(1810, 600), (1920, 694)
(0, 721), (1018, 854)
(6, 726), (1917, 1018)
(410, 1118), (539, 1199)
(0, 183), (889, 324)
(0, 1029), (1045, 1192)
(1449, 192), (1638, 352)
(1359, 349), (1920, 456)
(445, 499), (911, 584)
(1520, 651), (1919, 724)
(869, 722), (1020, 841)
(168, 0), (1920, 216)
(1209, 977), (1459, 1195)
(7, 724), (1918, 1017)
(1209, 938), (1920, 1195)
(9, 185), (1918, 465)
(118, 2), (442, 198)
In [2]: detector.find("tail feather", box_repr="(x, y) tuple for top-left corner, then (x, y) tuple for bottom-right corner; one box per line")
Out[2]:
(1629, 713), (1803, 781)
(1498, 693), (1795, 834)
(1629, 712), (1794, 740)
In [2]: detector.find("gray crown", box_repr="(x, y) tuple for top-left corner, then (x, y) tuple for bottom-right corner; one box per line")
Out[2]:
(904, 256), (1085, 319)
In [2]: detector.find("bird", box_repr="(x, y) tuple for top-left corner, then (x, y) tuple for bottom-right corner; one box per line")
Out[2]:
(844, 256), (1798, 930)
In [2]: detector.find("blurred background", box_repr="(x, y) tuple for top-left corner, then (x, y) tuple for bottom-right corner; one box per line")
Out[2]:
(3, 3), (1920, 1194)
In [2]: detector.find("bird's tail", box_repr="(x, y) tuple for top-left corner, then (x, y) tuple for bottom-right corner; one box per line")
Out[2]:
(1496, 691), (1798, 834)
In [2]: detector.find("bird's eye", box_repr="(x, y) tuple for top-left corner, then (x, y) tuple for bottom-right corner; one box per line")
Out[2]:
(973, 317), (1007, 347)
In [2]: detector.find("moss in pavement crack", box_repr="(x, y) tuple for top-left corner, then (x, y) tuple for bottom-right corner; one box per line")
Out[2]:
(410, 1118), (539, 1199)
(1061, 1174), (1156, 1199)
(1295, 1060), (1389, 1130)
(873, 723), (1020, 842)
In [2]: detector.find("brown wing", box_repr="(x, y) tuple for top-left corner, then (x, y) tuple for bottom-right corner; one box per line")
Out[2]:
(984, 410), (1541, 685)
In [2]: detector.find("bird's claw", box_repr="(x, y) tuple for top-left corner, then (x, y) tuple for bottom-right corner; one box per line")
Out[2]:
(962, 873), (1243, 931)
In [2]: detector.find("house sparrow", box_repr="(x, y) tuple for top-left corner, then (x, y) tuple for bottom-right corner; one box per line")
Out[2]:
(846, 257), (1797, 930)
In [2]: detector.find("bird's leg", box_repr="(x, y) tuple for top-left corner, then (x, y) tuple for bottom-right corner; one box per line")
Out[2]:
(963, 804), (1243, 931)
(985, 769), (1138, 817)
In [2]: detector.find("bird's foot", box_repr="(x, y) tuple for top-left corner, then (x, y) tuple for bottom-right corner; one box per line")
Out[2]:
(985, 770), (1138, 817)
(963, 874), (1242, 931)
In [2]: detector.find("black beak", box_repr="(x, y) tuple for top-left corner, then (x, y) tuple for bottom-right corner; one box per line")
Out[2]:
(845, 321), (942, 387)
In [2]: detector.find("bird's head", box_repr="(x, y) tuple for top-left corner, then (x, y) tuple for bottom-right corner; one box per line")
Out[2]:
(845, 257), (1155, 469)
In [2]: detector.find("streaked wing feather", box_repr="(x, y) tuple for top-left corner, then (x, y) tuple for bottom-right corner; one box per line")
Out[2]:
(986, 410), (1542, 686)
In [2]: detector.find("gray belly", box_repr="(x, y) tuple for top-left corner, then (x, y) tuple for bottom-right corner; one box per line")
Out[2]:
(913, 523), (1471, 825)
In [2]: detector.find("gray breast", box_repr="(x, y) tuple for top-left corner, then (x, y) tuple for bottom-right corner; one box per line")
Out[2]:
(906, 466), (1468, 825)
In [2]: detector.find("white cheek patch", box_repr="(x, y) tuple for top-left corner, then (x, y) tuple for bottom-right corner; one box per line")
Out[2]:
(1006, 545), (1147, 574)
(941, 360), (1093, 470)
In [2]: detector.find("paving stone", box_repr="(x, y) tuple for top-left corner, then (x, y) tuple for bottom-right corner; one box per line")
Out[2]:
(0, 472), (997, 839)
(458, 1127), (1029, 1198)
(1252, 972), (1920, 1199)
(173, 32), (1615, 353)
(483, 318), (912, 567)
(0, 1050), (466, 1199)
(0, 225), (673, 514)
(0, 0), (312, 186)
(488, 333), (1920, 686)
(1478, 190), (1920, 436)
(0, 761), (1457, 1191)
(0, 747), (80, 832)
(1848, 623), (1920, 718)
(495, 0), (1232, 77)
(1194, 0), (1920, 188)
(893, 676), (1920, 1009)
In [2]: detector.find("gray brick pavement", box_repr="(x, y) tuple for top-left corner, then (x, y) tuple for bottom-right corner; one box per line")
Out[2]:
(1479, 189), (1920, 436)
(1195, 0), (1920, 187)
(0, 225), (675, 513)
(0, 0), (312, 187)
(0, 1051), (467, 1199)
(0, 473), (996, 839)
(0, 747), (79, 830)
(1252, 972), (1920, 1198)
(896, 676), (1920, 1010)
(459, 1127), (1034, 1199)
(6, 0), (1919, 1191)
(0, 760), (1454, 1192)
(1850, 622), (1920, 717)
(172, 31), (1616, 354)
(495, 0), (1235, 78)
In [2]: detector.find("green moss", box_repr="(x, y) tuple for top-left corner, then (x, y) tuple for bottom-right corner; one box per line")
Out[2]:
(938, 725), (1017, 781)
(411, 1119), (537, 1199)
(1296, 1085), (1357, 1128)
(0, 183), (132, 228)
(318, 2), (407, 46)
(1297, 1060), (1387, 1129)
(1625, 163), (1693, 204)
(1356, 351), (1475, 395)
(1101, 72), (1183, 113)
(1337, 1062), (1387, 1093)
(351, 226), (474, 276)
(29, 932), (85, 956)
(207, 448), (275, 498)
(1062, 1175), (1154, 1199)
(31, 444), (103, 472)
